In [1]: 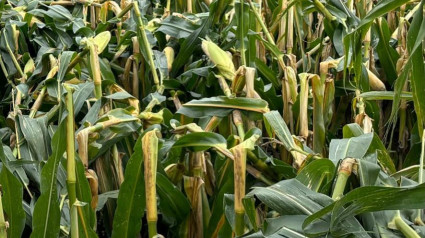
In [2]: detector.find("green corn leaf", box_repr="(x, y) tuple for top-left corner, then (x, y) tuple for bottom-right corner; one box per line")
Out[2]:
(296, 159), (336, 193)
(263, 111), (296, 151)
(0, 144), (26, 238)
(74, 157), (97, 238)
(245, 179), (367, 237)
(342, 123), (396, 174)
(359, 91), (413, 101)
(303, 183), (425, 236)
(58, 51), (75, 81)
(172, 132), (228, 152)
(111, 130), (146, 238)
(31, 120), (67, 238)
(407, 2), (425, 138)
(373, 18), (398, 84)
(328, 133), (373, 164)
(156, 173), (190, 224)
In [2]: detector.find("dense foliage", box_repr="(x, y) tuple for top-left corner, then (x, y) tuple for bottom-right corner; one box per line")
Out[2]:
(0, 0), (425, 237)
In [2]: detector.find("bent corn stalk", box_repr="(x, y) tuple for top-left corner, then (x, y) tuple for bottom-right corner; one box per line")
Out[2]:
(143, 130), (159, 238)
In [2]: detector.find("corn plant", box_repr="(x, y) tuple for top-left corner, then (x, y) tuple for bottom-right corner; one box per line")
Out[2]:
(0, 0), (425, 237)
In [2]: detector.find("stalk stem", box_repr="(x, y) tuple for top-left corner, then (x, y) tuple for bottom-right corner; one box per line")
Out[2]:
(204, 116), (220, 132)
(187, 0), (192, 13)
(415, 129), (425, 224)
(133, 1), (162, 92)
(332, 172), (349, 200)
(248, 0), (286, 71)
(64, 84), (78, 238)
(3, 31), (24, 78)
(332, 158), (355, 200)
(235, 212), (245, 236)
(66, 49), (89, 74)
(148, 221), (157, 238)
(312, 0), (336, 21)
(29, 86), (47, 118)
(132, 37), (140, 98)
(299, 74), (309, 138)
(286, 3), (294, 53)
(363, 0), (372, 68)
(312, 71), (326, 154)
(116, 2), (133, 19)
(391, 3), (420, 39)
(0, 56), (13, 86)
(238, 0), (246, 65)
(248, 0), (274, 45)
(394, 212), (420, 238)
(165, 0), (171, 16)
(245, 165), (274, 185)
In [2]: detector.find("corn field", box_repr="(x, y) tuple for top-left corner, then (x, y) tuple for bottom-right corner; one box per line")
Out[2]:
(0, 0), (425, 237)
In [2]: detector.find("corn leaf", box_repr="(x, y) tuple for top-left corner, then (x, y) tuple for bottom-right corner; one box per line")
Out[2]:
(303, 183), (425, 236)
(172, 132), (227, 152)
(31, 120), (67, 238)
(407, 2), (425, 138)
(178, 96), (269, 118)
(245, 179), (368, 237)
(329, 133), (373, 164)
(0, 144), (26, 238)
(263, 111), (296, 151)
(296, 159), (336, 193)
(111, 131), (146, 238)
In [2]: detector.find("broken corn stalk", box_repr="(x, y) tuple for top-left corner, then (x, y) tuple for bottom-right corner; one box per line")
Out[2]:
(143, 130), (159, 238)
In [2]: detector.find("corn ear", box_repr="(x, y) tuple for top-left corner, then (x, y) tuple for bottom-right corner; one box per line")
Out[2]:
(201, 39), (236, 80)
(24, 58), (34, 76)
(231, 66), (246, 95)
(163, 46), (175, 72)
(11, 24), (19, 51)
(367, 69), (386, 91)
(122, 56), (134, 92)
(93, 31), (111, 55)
